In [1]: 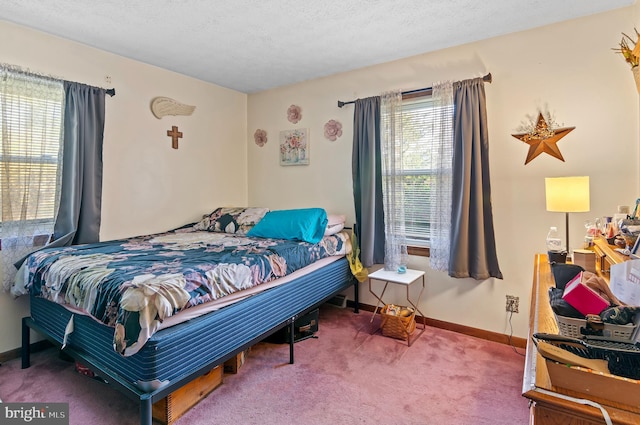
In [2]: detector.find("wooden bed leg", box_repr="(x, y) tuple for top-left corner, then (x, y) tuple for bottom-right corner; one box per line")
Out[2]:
(140, 396), (152, 425)
(22, 317), (31, 369)
(289, 320), (295, 364)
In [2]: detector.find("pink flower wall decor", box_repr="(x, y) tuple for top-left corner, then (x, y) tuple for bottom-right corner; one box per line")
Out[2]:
(323, 119), (342, 141)
(254, 129), (267, 147)
(287, 104), (302, 124)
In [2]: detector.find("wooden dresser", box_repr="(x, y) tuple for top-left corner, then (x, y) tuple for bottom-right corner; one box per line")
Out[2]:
(592, 237), (628, 278)
(522, 253), (640, 425)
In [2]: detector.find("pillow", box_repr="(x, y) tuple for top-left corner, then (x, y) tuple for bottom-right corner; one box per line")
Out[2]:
(193, 207), (269, 235)
(327, 214), (346, 226)
(247, 208), (328, 244)
(325, 222), (345, 236)
(325, 214), (346, 236)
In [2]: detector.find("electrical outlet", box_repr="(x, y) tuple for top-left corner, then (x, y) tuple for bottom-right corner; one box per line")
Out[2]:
(506, 295), (519, 313)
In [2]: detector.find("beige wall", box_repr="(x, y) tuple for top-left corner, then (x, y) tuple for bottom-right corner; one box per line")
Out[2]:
(0, 20), (248, 353)
(247, 6), (640, 339)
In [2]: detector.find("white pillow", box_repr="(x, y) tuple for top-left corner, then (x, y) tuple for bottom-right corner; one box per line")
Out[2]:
(324, 222), (345, 236)
(324, 214), (346, 236)
(327, 214), (346, 226)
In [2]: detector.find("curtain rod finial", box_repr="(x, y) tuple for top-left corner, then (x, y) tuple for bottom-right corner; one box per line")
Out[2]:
(484, 73), (492, 84)
(338, 101), (345, 108)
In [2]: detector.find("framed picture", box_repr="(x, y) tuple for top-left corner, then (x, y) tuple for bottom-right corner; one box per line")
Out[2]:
(279, 128), (309, 166)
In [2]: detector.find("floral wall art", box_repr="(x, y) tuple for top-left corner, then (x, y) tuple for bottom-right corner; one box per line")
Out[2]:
(287, 104), (302, 124)
(280, 128), (309, 166)
(324, 119), (342, 141)
(254, 129), (267, 147)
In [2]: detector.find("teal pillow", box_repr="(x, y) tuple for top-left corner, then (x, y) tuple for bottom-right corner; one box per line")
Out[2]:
(246, 208), (328, 244)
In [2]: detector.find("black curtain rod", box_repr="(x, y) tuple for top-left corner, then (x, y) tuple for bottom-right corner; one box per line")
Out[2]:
(337, 72), (492, 108)
(61, 78), (116, 97)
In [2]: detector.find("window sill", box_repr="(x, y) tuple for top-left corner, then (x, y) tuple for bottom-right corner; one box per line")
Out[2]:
(408, 246), (430, 257)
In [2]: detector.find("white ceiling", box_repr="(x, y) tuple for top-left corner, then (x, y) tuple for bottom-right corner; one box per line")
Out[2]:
(0, 0), (635, 93)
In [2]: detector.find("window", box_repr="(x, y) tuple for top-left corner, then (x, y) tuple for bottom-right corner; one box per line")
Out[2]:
(0, 69), (64, 288)
(400, 95), (453, 247)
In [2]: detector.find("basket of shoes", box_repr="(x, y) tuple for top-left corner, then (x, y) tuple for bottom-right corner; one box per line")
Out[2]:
(380, 304), (416, 340)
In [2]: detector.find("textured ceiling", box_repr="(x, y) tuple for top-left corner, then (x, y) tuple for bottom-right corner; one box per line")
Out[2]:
(0, 0), (634, 93)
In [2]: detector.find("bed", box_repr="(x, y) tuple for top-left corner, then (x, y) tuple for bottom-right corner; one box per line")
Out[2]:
(16, 207), (359, 425)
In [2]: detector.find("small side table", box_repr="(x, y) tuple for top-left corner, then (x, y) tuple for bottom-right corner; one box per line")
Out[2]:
(368, 268), (426, 346)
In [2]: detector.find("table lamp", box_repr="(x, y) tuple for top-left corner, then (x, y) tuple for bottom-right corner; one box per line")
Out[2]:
(545, 176), (590, 260)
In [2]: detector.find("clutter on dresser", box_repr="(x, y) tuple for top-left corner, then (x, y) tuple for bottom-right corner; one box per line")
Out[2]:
(548, 264), (640, 343)
(533, 332), (640, 380)
(562, 272), (610, 316)
(553, 308), (639, 343)
(581, 199), (640, 256)
(546, 226), (567, 264)
(610, 258), (640, 308)
(527, 253), (640, 422)
(572, 249), (596, 273)
(618, 217), (640, 253)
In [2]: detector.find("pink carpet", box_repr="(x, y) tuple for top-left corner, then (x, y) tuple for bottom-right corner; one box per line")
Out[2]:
(0, 305), (529, 424)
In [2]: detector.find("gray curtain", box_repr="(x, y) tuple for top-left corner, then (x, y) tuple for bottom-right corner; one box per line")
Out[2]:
(51, 81), (106, 247)
(352, 96), (385, 267)
(449, 78), (502, 279)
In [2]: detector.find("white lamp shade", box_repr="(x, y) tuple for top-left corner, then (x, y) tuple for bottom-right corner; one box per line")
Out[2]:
(545, 176), (590, 213)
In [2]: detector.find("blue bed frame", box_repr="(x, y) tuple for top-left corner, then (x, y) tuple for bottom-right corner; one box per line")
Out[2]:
(21, 257), (359, 425)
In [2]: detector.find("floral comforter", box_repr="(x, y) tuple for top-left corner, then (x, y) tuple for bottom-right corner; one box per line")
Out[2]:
(20, 229), (350, 356)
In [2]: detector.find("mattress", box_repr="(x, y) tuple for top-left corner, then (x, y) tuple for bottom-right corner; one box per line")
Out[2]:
(17, 229), (351, 356)
(29, 256), (352, 387)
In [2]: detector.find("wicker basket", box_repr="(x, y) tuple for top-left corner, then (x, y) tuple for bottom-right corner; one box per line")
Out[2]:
(555, 314), (638, 343)
(380, 305), (416, 340)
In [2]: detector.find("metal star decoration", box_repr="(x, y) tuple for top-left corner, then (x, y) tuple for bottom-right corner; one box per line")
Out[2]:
(511, 113), (575, 165)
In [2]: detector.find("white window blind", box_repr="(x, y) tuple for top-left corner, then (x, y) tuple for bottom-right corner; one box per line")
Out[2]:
(0, 72), (64, 228)
(0, 69), (64, 290)
(401, 96), (453, 246)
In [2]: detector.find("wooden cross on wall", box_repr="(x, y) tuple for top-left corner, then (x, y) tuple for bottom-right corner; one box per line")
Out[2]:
(167, 126), (183, 149)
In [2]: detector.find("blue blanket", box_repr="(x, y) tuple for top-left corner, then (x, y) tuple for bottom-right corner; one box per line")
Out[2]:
(22, 229), (350, 355)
